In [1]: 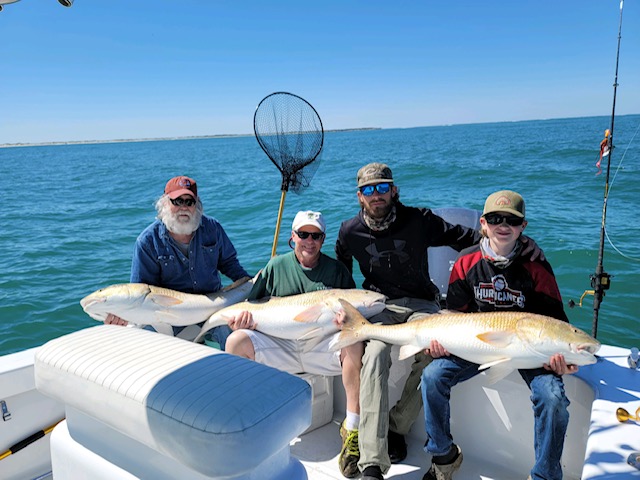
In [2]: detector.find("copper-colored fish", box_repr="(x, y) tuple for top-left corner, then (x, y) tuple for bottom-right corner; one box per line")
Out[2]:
(331, 300), (600, 383)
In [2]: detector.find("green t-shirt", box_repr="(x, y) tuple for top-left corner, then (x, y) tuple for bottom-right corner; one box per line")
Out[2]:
(249, 251), (355, 300)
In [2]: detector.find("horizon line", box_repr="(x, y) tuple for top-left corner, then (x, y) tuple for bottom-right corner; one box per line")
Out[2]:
(3, 113), (638, 149)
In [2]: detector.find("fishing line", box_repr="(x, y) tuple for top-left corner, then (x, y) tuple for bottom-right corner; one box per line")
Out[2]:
(583, 0), (625, 338)
(604, 120), (640, 261)
(608, 122), (640, 189)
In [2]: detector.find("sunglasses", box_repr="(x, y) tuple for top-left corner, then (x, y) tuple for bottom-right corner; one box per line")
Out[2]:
(295, 230), (325, 240)
(484, 213), (525, 226)
(170, 197), (196, 207)
(359, 182), (391, 196)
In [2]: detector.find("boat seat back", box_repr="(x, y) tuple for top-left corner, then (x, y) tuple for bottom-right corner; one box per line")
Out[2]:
(34, 325), (311, 479)
(429, 207), (481, 298)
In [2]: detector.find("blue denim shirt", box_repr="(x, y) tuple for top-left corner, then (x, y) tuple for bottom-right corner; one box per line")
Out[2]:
(130, 215), (249, 294)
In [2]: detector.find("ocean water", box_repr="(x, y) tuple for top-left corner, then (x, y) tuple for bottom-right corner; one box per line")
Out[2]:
(1, 115), (639, 356)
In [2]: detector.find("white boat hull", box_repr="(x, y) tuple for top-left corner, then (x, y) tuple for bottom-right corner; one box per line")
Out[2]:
(0, 347), (63, 480)
(1, 340), (639, 480)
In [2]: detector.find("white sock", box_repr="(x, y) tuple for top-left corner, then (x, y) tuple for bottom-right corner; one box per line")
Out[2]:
(345, 411), (360, 431)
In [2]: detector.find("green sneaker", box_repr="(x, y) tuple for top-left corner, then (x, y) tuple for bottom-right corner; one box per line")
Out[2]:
(338, 421), (360, 478)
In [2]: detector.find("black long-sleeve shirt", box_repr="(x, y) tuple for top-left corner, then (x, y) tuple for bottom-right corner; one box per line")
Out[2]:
(335, 203), (481, 301)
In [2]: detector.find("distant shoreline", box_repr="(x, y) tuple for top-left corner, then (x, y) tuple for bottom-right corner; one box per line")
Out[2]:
(6, 112), (639, 148)
(0, 128), (381, 149)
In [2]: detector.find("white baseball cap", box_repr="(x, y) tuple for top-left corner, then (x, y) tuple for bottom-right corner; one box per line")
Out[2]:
(292, 210), (326, 232)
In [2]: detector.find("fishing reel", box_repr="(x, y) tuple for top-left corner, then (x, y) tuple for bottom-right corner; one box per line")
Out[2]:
(568, 272), (611, 308)
(591, 271), (612, 293)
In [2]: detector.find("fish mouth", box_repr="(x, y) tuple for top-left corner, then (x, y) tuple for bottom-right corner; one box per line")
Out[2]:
(80, 297), (105, 311)
(363, 299), (386, 310)
(573, 342), (601, 355)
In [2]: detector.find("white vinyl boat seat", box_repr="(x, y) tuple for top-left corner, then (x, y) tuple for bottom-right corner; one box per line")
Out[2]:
(34, 325), (311, 478)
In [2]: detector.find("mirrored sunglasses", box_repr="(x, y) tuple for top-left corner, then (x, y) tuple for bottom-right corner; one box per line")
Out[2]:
(170, 197), (196, 207)
(359, 182), (391, 196)
(295, 230), (325, 240)
(484, 213), (524, 226)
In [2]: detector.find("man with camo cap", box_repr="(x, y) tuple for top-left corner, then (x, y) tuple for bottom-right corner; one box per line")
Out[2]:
(334, 162), (483, 479)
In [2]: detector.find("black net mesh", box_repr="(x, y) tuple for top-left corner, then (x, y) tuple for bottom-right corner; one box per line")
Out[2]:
(254, 92), (324, 193)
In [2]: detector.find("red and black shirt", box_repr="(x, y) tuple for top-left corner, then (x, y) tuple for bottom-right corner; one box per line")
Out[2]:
(446, 243), (568, 322)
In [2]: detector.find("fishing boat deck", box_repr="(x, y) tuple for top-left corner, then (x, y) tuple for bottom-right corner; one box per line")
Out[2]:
(3, 334), (639, 480)
(295, 420), (545, 479)
(292, 344), (640, 480)
(295, 421), (426, 479)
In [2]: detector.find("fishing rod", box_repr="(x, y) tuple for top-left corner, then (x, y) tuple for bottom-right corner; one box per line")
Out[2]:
(588, 0), (624, 338)
(0, 418), (64, 461)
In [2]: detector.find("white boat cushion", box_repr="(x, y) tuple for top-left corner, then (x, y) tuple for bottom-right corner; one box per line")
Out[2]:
(34, 325), (311, 477)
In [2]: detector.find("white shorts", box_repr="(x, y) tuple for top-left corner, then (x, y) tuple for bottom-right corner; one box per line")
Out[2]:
(240, 330), (342, 376)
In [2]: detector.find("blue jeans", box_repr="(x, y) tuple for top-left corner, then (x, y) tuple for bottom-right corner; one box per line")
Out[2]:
(202, 325), (232, 350)
(421, 355), (570, 480)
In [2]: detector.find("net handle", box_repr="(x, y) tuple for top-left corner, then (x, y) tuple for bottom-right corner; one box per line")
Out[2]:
(271, 190), (287, 258)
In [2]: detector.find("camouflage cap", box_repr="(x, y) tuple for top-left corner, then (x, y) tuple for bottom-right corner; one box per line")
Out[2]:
(356, 162), (394, 187)
(483, 190), (525, 218)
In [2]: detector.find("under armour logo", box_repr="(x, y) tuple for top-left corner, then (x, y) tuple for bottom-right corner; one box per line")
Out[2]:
(365, 240), (409, 268)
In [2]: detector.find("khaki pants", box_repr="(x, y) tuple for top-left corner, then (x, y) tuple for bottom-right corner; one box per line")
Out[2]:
(358, 297), (440, 474)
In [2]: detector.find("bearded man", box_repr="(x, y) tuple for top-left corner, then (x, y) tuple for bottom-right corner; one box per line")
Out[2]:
(105, 176), (249, 347)
(334, 162), (483, 480)
(335, 162), (545, 480)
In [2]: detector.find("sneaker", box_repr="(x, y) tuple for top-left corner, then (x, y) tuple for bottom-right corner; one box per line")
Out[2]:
(338, 421), (360, 478)
(422, 445), (463, 480)
(362, 465), (384, 480)
(388, 430), (407, 463)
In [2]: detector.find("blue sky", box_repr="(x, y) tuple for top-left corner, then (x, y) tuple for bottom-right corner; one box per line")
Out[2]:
(1, 0), (638, 144)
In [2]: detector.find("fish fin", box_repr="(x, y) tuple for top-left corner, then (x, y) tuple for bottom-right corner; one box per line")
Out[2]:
(175, 324), (201, 341)
(193, 314), (228, 343)
(298, 329), (326, 351)
(477, 357), (511, 370)
(481, 362), (515, 385)
(149, 293), (183, 307)
(328, 299), (371, 351)
(297, 327), (324, 342)
(221, 276), (252, 292)
(399, 345), (423, 360)
(476, 330), (516, 349)
(193, 332), (206, 343)
(294, 304), (325, 323)
(155, 310), (182, 323)
(153, 323), (175, 336)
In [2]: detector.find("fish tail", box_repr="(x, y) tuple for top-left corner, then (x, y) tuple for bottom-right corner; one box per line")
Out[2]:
(220, 275), (252, 292)
(330, 299), (372, 351)
(193, 314), (227, 343)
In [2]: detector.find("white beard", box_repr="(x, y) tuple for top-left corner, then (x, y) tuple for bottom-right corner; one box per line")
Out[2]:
(158, 200), (202, 236)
